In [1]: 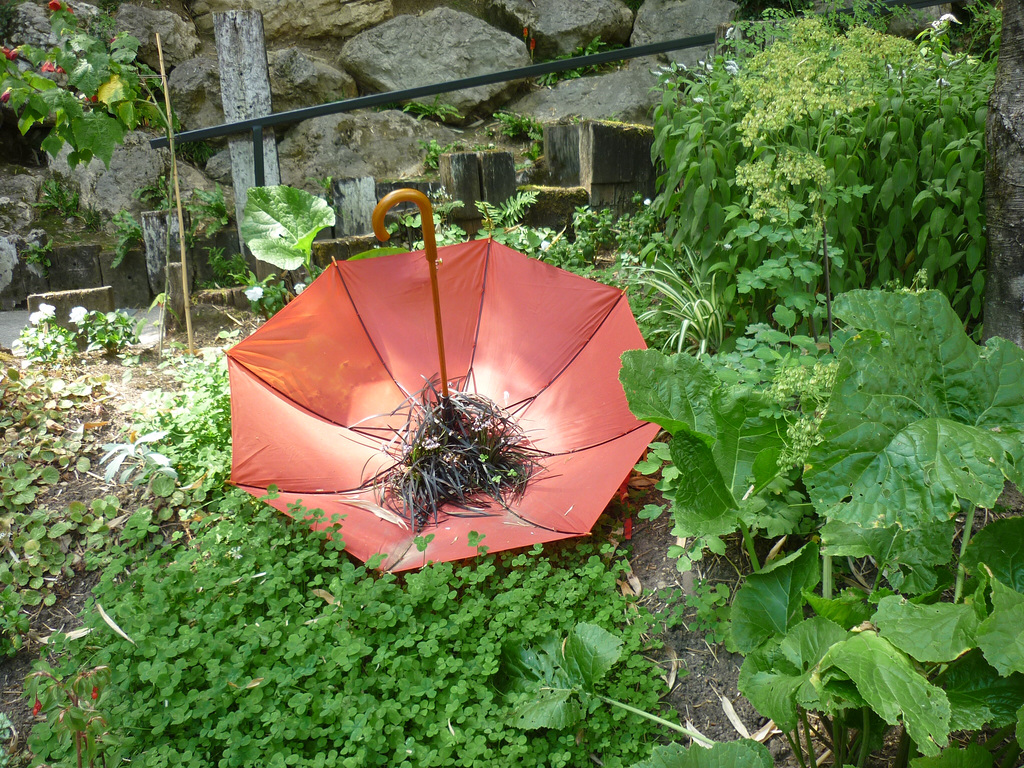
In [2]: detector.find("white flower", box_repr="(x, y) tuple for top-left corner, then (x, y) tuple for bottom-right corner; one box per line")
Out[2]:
(294, 282), (306, 295)
(39, 303), (55, 318)
(643, 198), (652, 206)
(725, 26), (736, 39)
(69, 306), (88, 324)
(931, 12), (959, 29)
(29, 311), (45, 325)
(723, 243), (732, 250)
(725, 60), (739, 75)
(244, 286), (264, 302)
(540, 240), (551, 252)
(693, 96), (704, 104)
(937, 77), (950, 87)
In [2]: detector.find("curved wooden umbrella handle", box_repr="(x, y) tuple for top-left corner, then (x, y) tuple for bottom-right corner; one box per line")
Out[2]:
(371, 189), (449, 399)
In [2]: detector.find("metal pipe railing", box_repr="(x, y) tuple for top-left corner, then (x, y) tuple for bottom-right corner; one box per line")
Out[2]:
(149, 0), (952, 185)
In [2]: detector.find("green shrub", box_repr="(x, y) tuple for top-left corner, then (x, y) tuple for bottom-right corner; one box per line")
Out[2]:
(32, 501), (667, 768)
(652, 17), (995, 337)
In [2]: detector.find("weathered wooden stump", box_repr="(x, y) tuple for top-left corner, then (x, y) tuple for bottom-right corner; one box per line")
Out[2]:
(28, 287), (114, 331)
(332, 177), (376, 237)
(520, 185), (590, 235)
(543, 123), (581, 186)
(579, 121), (656, 215)
(439, 150), (516, 234)
(48, 245), (103, 292)
(100, 248), (152, 308)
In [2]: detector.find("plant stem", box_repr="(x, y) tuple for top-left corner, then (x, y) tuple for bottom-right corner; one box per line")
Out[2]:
(594, 694), (715, 748)
(893, 727), (914, 768)
(800, 708), (817, 767)
(822, 553), (833, 600)
(821, 218), (833, 347)
(857, 707), (871, 768)
(738, 520), (761, 572)
(953, 505), (977, 603)
(787, 730), (809, 768)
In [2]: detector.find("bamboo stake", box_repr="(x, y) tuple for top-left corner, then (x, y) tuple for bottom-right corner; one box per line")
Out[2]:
(155, 33), (195, 355)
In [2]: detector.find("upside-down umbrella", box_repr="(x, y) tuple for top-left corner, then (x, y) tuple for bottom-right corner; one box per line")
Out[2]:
(226, 190), (658, 571)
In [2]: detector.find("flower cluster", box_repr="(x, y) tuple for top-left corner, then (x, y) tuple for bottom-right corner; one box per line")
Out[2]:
(13, 305), (141, 363)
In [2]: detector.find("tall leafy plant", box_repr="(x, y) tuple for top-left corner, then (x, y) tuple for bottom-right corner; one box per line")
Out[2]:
(651, 17), (995, 334)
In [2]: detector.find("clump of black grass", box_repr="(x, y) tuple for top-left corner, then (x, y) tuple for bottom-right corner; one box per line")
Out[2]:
(381, 380), (541, 530)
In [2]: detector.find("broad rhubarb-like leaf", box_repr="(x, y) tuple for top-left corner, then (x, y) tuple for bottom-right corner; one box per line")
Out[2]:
(962, 517), (1024, 592)
(873, 595), (979, 663)
(629, 739), (772, 768)
(976, 577), (1024, 677)
(804, 290), (1024, 531)
(821, 631), (951, 756)
(933, 650), (1024, 731)
(241, 186), (335, 271)
(908, 743), (994, 768)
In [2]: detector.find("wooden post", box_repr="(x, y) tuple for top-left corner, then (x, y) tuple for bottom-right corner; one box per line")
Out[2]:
(213, 10), (281, 280)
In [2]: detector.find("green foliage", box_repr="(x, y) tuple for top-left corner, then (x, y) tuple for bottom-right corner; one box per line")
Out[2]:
(419, 138), (465, 170)
(617, 289), (1024, 766)
(492, 111), (543, 142)
(628, 739), (773, 768)
(0, 584), (30, 657)
(206, 246), (249, 286)
(402, 96), (462, 122)
(502, 622), (712, 747)
(1, 6), (163, 167)
(31, 505), (667, 768)
(475, 189), (538, 236)
(652, 16), (995, 335)
(185, 185), (230, 244)
(74, 309), (141, 354)
(23, 239), (52, 276)
(132, 175), (171, 211)
(804, 290), (1024, 533)
(35, 177), (80, 218)
(683, 581), (731, 645)
(27, 664), (120, 768)
(536, 37), (622, 87)
(112, 209), (143, 267)
(241, 185), (335, 272)
(175, 139), (218, 167)
(13, 312), (77, 363)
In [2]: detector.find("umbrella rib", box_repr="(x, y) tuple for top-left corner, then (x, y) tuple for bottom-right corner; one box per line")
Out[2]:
(463, 238), (493, 386)
(334, 261), (405, 394)
(535, 421), (656, 457)
(516, 290), (628, 413)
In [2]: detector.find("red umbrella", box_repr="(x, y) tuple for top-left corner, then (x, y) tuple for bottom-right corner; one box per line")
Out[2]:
(226, 190), (658, 571)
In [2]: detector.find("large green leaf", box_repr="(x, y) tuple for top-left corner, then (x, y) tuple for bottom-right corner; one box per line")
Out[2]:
(804, 290), (1024, 531)
(933, 650), (1024, 731)
(501, 635), (583, 729)
(619, 349), (786, 537)
(821, 517), (954, 595)
(977, 578), (1024, 677)
(620, 349), (718, 436)
(730, 542), (820, 653)
(873, 595), (979, 663)
(821, 631), (951, 756)
(241, 186), (336, 271)
(738, 617), (849, 730)
(629, 739), (772, 768)
(1017, 703), (1023, 748)
(961, 517), (1024, 592)
(909, 744), (993, 768)
(563, 623), (622, 691)
(804, 589), (873, 630)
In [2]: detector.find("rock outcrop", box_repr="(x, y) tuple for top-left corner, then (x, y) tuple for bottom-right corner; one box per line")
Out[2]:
(190, 0), (393, 44)
(341, 8), (530, 120)
(486, 0), (634, 59)
(114, 4), (201, 70)
(631, 0), (739, 69)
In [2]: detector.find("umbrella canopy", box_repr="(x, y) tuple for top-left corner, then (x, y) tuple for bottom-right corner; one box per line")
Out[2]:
(227, 226), (657, 571)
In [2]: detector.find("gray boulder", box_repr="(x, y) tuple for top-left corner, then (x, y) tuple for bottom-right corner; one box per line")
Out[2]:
(50, 131), (169, 229)
(277, 110), (461, 191)
(631, 0), (739, 70)
(170, 51), (358, 132)
(486, 0), (634, 59)
(508, 65), (662, 124)
(168, 57), (223, 132)
(0, 169), (43, 234)
(190, 0), (393, 44)
(341, 9), (530, 120)
(115, 4), (201, 70)
(269, 49), (358, 115)
(8, 2), (100, 49)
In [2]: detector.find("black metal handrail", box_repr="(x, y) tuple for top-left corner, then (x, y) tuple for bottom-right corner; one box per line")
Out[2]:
(150, 0), (951, 184)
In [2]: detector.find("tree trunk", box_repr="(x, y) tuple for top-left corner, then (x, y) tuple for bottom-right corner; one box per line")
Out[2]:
(983, 1), (1024, 346)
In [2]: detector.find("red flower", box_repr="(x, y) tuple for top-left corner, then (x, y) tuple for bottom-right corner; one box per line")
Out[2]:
(90, 94), (97, 102)
(48, 0), (61, 9)
(32, 698), (42, 716)
(91, 686), (99, 700)
(529, 38), (536, 52)
(1, 90), (10, 105)
(2, 47), (17, 61)
(522, 26), (528, 39)
(41, 61), (55, 73)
